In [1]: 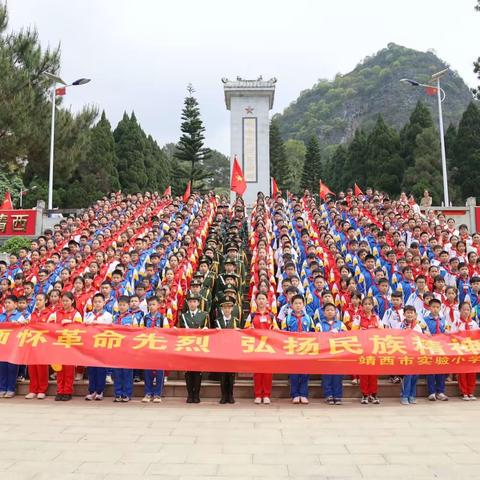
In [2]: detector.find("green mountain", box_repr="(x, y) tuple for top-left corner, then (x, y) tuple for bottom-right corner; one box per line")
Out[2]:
(275, 43), (475, 146)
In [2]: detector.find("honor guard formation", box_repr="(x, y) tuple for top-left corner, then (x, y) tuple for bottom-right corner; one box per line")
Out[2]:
(1, 187), (480, 405)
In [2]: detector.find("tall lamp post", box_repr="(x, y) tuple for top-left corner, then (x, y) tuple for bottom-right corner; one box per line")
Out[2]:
(43, 72), (91, 210)
(400, 68), (450, 207)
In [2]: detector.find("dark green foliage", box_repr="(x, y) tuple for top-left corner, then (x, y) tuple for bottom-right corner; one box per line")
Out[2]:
(174, 86), (211, 192)
(284, 139), (306, 194)
(365, 116), (403, 195)
(1, 236), (31, 255)
(276, 43), (473, 146)
(343, 129), (368, 188)
(326, 145), (347, 192)
(452, 102), (480, 200)
(300, 136), (322, 193)
(269, 119), (292, 192)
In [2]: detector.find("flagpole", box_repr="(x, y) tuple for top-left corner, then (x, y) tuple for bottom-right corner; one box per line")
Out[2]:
(48, 85), (56, 210)
(436, 76), (449, 207)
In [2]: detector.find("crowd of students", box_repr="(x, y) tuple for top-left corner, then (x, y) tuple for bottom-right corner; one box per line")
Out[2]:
(0, 186), (479, 405)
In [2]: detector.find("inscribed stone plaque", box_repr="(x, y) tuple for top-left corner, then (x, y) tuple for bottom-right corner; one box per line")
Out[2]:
(242, 117), (257, 182)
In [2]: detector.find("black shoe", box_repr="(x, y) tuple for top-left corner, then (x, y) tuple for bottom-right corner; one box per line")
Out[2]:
(334, 398), (342, 405)
(62, 394), (72, 401)
(228, 396), (235, 404)
(219, 397), (227, 404)
(193, 395), (200, 404)
(133, 376), (141, 383)
(114, 396), (122, 402)
(54, 394), (64, 401)
(186, 396), (193, 403)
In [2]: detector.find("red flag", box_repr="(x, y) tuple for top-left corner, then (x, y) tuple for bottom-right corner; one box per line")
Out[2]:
(231, 156), (246, 196)
(182, 181), (191, 203)
(163, 186), (172, 197)
(271, 177), (279, 197)
(0, 192), (13, 210)
(319, 180), (334, 200)
(55, 87), (66, 96)
(425, 86), (438, 96)
(354, 183), (364, 197)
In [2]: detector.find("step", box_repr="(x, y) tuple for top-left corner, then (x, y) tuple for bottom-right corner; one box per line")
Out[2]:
(15, 378), (470, 399)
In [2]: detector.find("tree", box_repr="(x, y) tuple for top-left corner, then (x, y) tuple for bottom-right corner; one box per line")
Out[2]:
(452, 102), (480, 200)
(366, 116), (403, 195)
(400, 101), (433, 170)
(114, 112), (148, 193)
(143, 134), (169, 193)
(300, 136), (322, 192)
(326, 145), (347, 192)
(344, 129), (368, 188)
(403, 127), (443, 204)
(203, 149), (230, 192)
(269, 119), (292, 192)
(174, 84), (211, 192)
(69, 111), (120, 205)
(284, 139), (306, 194)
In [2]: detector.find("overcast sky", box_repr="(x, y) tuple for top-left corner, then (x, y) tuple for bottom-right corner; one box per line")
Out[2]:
(7, 0), (479, 154)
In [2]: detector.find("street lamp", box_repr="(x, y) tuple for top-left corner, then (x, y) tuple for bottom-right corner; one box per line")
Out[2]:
(400, 68), (450, 206)
(43, 72), (91, 210)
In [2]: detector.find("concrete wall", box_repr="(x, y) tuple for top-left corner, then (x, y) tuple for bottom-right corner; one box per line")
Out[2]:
(230, 95), (270, 205)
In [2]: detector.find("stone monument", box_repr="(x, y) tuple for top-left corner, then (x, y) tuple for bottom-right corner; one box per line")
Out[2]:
(222, 77), (276, 205)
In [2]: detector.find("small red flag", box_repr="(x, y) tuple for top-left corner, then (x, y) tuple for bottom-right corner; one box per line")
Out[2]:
(319, 180), (335, 200)
(231, 156), (247, 196)
(271, 177), (279, 197)
(55, 87), (66, 96)
(425, 86), (438, 96)
(163, 186), (172, 197)
(182, 181), (191, 203)
(354, 183), (364, 197)
(0, 192), (13, 210)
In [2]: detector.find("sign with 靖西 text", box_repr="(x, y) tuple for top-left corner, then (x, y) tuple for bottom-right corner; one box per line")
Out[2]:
(0, 210), (36, 236)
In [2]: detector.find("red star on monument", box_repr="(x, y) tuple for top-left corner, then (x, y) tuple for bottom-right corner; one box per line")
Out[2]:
(245, 106), (254, 114)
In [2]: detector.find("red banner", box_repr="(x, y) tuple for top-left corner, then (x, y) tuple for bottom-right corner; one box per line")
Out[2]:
(2, 324), (480, 374)
(0, 210), (36, 236)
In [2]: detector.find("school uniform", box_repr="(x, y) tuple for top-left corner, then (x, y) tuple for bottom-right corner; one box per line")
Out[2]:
(318, 318), (347, 400)
(400, 320), (423, 402)
(143, 312), (169, 398)
(0, 310), (26, 395)
(423, 314), (449, 396)
(84, 309), (113, 396)
(282, 311), (316, 399)
(28, 307), (51, 395)
(112, 311), (135, 400)
(382, 307), (404, 329)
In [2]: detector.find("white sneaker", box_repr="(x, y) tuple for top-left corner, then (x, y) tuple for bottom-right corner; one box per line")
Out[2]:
(85, 393), (96, 401)
(25, 393), (37, 399)
(164, 376), (168, 384)
(263, 397), (271, 404)
(153, 396), (162, 403)
(292, 396), (300, 404)
(37, 393), (46, 400)
(4, 391), (15, 398)
(469, 395), (477, 401)
(105, 375), (113, 385)
(428, 393), (437, 401)
(254, 397), (262, 404)
(142, 395), (152, 403)
(0, 391), (6, 398)
(300, 396), (309, 404)
(95, 393), (103, 401)
(462, 394), (470, 401)
(436, 393), (448, 401)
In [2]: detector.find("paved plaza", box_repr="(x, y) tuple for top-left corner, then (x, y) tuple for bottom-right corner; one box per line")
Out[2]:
(0, 397), (479, 479)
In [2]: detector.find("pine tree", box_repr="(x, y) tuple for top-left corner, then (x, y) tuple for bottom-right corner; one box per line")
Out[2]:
(143, 134), (169, 192)
(452, 102), (480, 200)
(300, 136), (322, 193)
(284, 139), (306, 194)
(400, 101), (433, 170)
(403, 127), (443, 204)
(72, 111), (120, 204)
(269, 119), (292, 192)
(328, 145), (347, 191)
(114, 112), (148, 193)
(366, 116), (403, 195)
(344, 129), (368, 188)
(174, 84), (211, 192)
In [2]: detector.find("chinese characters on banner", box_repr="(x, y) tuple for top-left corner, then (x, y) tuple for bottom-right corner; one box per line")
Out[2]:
(2, 324), (480, 374)
(0, 210), (36, 236)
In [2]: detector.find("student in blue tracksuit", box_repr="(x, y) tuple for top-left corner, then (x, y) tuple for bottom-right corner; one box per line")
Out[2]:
(0, 296), (26, 398)
(112, 296), (135, 402)
(400, 306), (423, 405)
(141, 296), (169, 403)
(317, 303), (347, 405)
(422, 298), (449, 401)
(281, 294), (316, 404)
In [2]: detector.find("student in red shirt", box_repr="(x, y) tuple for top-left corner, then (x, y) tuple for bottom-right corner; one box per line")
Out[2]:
(48, 292), (83, 401)
(352, 296), (383, 404)
(25, 293), (51, 399)
(244, 292), (278, 405)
